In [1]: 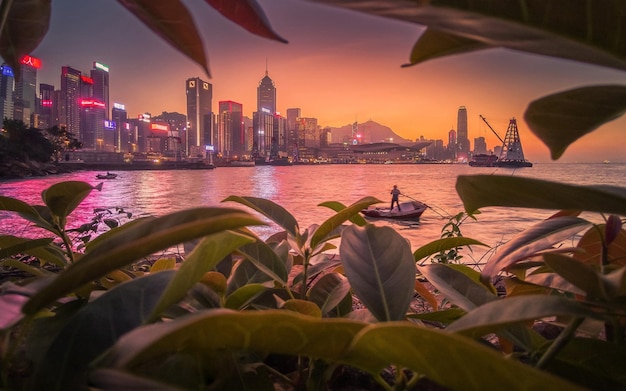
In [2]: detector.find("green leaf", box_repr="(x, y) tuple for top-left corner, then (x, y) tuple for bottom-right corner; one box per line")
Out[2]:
(524, 85), (626, 160)
(456, 175), (626, 216)
(311, 196), (381, 249)
(542, 253), (606, 300)
(446, 295), (601, 338)
(117, 0), (210, 76)
(403, 28), (489, 67)
(318, 200), (368, 226)
(223, 195), (299, 237)
(343, 323), (586, 391)
(340, 224), (414, 321)
(307, 272), (351, 316)
(147, 231), (255, 322)
(41, 181), (100, 229)
(203, 0), (287, 43)
(0, 235), (53, 258)
(408, 307), (466, 325)
(0, 195), (54, 232)
(482, 216), (589, 282)
(235, 239), (289, 286)
(0, 0), (51, 80)
(316, 1), (626, 71)
(224, 283), (267, 310)
(23, 208), (263, 315)
(413, 237), (488, 263)
(418, 264), (496, 311)
(102, 310), (366, 369)
(283, 299), (322, 318)
(32, 271), (175, 390)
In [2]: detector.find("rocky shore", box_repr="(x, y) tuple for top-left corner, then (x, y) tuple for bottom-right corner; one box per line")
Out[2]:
(0, 160), (76, 180)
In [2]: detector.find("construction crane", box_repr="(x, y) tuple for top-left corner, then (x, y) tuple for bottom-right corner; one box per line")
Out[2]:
(478, 115), (532, 167)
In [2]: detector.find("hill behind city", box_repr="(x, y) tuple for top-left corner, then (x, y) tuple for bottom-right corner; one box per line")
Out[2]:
(327, 120), (413, 144)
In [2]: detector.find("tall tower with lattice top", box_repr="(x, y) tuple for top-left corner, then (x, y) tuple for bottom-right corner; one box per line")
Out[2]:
(499, 118), (526, 162)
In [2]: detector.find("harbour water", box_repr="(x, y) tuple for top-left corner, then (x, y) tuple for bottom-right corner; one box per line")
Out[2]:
(1, 163), (624, 264)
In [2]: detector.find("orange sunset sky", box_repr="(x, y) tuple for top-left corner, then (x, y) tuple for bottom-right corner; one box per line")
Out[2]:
(29, 1), (626, 163)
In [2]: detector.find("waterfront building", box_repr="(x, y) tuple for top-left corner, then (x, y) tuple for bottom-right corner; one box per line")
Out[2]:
(112, 103), (131, 152)
(457, 106), (469, 159)
(252, 110), (275, 159)
(218, 100), (245, 158)
(447, 128), (457, 160)
(474, 136), (487, 155)
(60, 66), (82, 140)
(12, 55), (40, 127)
(295, 117), (320, 148)
(257, 68), (276, 114)
(79, 75), (106, 150)
(38, 83), (55, 129)
(185, 77), (212, 158)
(286, 107), (300, 150)
(0, 64), (14, 121)
(153, 111), (186, 160)
(90, 62), (110, 120)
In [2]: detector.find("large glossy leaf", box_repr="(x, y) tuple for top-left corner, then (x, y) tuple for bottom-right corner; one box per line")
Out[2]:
(573, 223), (626, 266)
(311, 196), (381, 249)
(32, 271), (175, 390)
(403, 28), (489, 67)
(117, 0), (210, 76)
(147, 230), (255, 322)
(203, 0), (287, 43)
(524, 85), (626, 160)
(344, 323), (585, 391)
(0, 0), (51, 80)
(456, 175), (626, 216)
(482, 216), (589, 282)
(102, 309), (366, 369)
(340, 224), (414, 321)
(413, 237), (488, 263)
(317, 200), (368, 226)
(224, 283), (267, 309)
(419, 264), (496, 311)
(0, 195), (54, 232)
(312, 0), (626, 71)
(542, 253), (606, 300)
(235, 238), (289, 285)
(0, 235), (53, 258)
(42, 181), (101, 229)
(446, 295), (601, 338)
(307, 272), (351, 315)
(543, 337), (626, 390)
(22, 208), (263, 314)
(223, 195), (299, 237)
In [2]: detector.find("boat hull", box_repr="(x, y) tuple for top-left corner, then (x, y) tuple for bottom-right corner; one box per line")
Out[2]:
(360, 201), (427, 221)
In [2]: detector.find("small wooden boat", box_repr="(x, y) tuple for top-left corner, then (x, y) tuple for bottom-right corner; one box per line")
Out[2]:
(96, 172), (118, 179)
(361, 200), (427, 221)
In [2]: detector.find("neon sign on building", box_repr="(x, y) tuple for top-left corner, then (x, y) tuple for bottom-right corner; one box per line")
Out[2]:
(94, 62), (109, 72)
(20, 55), (41, 69)
(80, 99), (105, 108)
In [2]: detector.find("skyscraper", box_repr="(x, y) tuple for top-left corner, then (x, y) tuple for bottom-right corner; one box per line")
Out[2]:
(91, 62), (110, 120)
(38, 83), (55, 129)
(0, 64), (14, 121)
(218, 100), (245, 157)
(13, 55), (40, 126)
(257, 68), (276, 114)
(60, 66), (81, 140)
(185, 77), (212, 158)
(112, 103), (130, 152)
(457, 106), (469, 158)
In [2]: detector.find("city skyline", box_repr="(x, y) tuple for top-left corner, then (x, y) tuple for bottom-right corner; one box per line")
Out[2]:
(18, 1), (626, 162)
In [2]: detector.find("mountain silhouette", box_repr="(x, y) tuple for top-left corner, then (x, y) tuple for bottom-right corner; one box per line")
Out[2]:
(327, 120), (412, 144)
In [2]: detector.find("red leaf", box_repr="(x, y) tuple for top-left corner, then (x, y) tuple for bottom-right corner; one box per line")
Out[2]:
(204, 0), (287, 43)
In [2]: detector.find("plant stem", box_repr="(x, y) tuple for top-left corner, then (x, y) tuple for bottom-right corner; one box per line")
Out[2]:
(535, 317), (584, 369)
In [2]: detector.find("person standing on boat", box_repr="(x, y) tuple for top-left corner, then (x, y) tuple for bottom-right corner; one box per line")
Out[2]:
(390, 185), (401, 211)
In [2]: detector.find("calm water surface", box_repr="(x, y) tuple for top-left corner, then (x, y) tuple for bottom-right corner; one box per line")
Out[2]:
(1, 163), (624, 262)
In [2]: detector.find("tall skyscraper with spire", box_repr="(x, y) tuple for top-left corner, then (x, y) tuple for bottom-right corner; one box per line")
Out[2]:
(257, 64), (276, 114)
(186, 77), (212, 158)
(457, 106), (469, 158)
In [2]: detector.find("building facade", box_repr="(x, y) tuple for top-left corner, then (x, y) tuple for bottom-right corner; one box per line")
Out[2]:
(185, 77), (212, 158)
(218, 100), (245, 158)
(456, 106), (469, 159)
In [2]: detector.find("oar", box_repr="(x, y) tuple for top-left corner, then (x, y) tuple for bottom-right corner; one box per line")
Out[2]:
(401, 194), (450, 219)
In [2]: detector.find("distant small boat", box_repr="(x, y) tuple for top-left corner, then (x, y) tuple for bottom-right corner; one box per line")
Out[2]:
(96, 172), (118, 179)
(361, 201), (427, 221)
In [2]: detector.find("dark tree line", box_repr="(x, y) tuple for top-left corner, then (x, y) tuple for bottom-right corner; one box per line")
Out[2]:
(0, 119), (81, 165)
